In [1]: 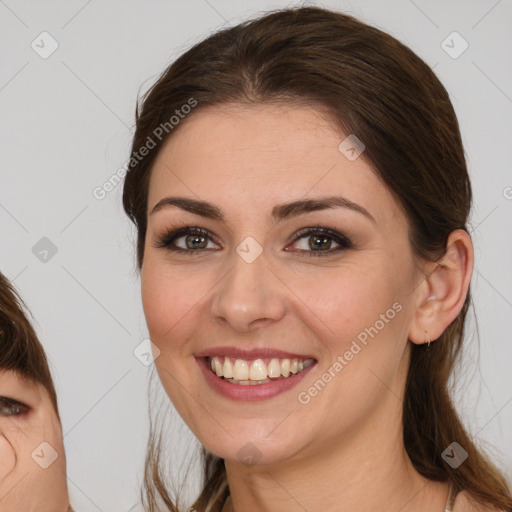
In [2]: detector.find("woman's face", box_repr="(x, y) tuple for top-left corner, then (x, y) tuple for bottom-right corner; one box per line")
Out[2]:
(0, 369), (69, 511)
(141, 104), (426, 465)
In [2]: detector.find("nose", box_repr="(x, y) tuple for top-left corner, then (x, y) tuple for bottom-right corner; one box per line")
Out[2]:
(210, 247), (286, 332)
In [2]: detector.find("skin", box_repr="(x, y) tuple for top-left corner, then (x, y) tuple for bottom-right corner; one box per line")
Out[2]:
(0, 369), (69, 511)
(141, 103), (475, 511)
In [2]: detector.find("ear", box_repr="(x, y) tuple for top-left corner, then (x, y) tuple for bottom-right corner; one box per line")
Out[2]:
(408, 229), (473, 346)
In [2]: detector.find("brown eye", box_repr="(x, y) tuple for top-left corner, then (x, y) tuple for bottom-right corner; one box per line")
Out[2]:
(156, 227), (220, 254)
(0, 396), (30, 416)
(287, 227), (353, 257)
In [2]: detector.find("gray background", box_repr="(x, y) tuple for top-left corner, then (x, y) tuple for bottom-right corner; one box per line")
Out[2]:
(1, 1), (511, 510)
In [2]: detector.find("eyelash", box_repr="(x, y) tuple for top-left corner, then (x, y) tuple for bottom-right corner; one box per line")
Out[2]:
(0, 396), (30, 417)
(155, 226), (352, 257)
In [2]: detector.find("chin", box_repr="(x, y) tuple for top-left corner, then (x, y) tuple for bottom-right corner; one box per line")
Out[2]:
(199, 424), (308, 468)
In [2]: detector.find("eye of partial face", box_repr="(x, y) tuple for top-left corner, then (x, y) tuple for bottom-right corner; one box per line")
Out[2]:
(0, 396), (30, 416)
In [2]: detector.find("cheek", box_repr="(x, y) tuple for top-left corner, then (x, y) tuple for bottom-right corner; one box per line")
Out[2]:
(300, 263), (397, 331)
(0, 434), (15, 484)
(142, 259), (179, 334)
(141, 257), (208, 350)
(303, 261), (407, 371)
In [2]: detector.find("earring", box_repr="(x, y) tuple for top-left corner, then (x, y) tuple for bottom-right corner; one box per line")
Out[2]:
(425, 330), (431, 349)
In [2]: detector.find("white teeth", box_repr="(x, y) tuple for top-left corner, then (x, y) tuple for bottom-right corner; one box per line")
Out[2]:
(232, 359), (249, 380)
(209, 356), (315, 383)
(268, 358), (281, 378)
(249, 359), (267, 380)
(214, 358), (223, 377)
(223, 357), (234, 379)
(280, 358), (290, 377)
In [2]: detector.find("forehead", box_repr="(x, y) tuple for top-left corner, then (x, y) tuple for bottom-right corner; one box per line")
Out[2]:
(153, 103), (345, 174)
(0, 369), (44, 403)
(148, 103), (404, 229)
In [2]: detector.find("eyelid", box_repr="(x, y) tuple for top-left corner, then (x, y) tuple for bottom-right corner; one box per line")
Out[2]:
(155, 226), (220, 250)
(0, 396), (30, 416)
(290, 226), (352, 245)
(285, 226), (352, 256)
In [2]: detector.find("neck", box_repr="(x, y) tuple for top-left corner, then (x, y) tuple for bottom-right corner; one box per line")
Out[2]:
(222, 393), (449, 512)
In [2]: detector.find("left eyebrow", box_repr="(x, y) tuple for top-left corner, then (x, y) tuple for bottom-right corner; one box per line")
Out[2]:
(150, 195), (376, 225)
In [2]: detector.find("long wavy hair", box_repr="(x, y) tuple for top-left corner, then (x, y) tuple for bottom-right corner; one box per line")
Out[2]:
(122, 6), (512, 511)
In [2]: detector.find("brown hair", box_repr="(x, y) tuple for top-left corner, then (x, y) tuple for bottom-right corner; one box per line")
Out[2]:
(122, 6), (512, 511)
(0, 271), (60, 418)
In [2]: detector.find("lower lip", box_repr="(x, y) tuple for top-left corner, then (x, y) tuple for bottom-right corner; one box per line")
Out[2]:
(196, 357), (316, 402)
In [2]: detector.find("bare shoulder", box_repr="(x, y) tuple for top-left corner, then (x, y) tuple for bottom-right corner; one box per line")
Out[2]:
(453, 490), (508, 512)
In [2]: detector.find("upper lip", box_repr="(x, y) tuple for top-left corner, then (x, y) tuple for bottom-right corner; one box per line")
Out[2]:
(195, 346), (317, 361)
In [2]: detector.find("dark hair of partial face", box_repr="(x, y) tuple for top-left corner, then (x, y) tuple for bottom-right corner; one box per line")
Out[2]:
(0, 271), (60, 418)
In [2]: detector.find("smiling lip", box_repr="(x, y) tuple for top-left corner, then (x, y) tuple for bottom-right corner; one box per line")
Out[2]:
(195, 346), (317, 402)
(194, 346), (317, 361)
